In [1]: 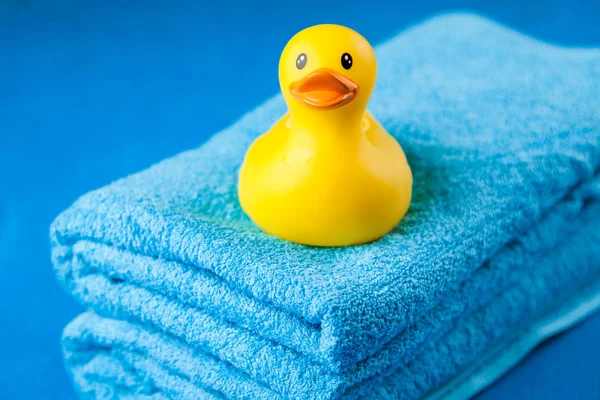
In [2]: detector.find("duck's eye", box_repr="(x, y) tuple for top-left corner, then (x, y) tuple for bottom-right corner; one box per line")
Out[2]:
(296, 53), (307, 69)
(341, 53), (353, 70)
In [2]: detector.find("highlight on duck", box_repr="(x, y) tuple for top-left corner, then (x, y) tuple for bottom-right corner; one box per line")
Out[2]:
(238, 24), (413, 246)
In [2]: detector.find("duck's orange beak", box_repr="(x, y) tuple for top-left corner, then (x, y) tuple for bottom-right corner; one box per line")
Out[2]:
(289, 68), (359, 109)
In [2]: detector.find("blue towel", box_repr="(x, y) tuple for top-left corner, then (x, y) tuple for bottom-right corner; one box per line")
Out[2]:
(51, 13), (600, 400)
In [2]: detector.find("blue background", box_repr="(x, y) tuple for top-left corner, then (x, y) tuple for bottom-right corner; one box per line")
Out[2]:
(1, 1), (599, 398)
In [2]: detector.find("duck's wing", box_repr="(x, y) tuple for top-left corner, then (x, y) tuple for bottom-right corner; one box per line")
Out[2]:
(275, 112), (291, 131)
(363, 109), (407, 154)
(362, 109), (391, 147)
(362, 110), (374, 133)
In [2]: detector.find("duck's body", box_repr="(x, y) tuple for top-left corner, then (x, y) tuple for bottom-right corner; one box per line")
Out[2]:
(238, 25), (412, 246)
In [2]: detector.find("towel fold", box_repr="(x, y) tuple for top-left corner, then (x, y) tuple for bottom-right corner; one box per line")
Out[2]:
(51, 13), (600, 400)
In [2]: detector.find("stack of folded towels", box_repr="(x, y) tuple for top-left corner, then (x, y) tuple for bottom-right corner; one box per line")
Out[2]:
(51, 14), (600, 400)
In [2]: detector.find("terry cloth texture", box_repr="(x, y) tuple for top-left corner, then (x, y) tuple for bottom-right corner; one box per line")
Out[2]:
(52, 13), (600, 400)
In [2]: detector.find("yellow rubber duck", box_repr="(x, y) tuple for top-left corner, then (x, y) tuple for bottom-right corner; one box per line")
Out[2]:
(238, 24), (412, 246)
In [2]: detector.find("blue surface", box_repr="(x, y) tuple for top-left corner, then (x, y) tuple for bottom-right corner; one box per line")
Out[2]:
(1, 1), (600, 399)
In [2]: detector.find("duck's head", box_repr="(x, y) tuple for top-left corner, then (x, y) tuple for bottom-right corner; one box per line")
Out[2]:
(279, 24), (376, 122)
